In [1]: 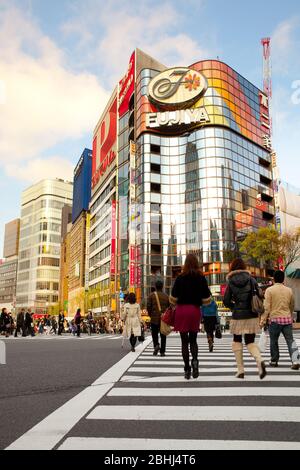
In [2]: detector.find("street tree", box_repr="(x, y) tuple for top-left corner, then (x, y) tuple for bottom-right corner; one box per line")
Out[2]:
(279, 228), (300, 271)
(239, 227), (281, 268)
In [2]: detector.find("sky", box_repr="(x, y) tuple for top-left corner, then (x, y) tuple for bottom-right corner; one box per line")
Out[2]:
(0, 0), (300, 253)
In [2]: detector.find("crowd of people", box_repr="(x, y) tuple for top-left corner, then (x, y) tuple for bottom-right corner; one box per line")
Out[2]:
(122, 254), (300, 381)
(1, 254), (299, 382)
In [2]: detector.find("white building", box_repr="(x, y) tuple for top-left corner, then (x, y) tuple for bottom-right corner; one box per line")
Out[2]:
(16, 179), (73, 313)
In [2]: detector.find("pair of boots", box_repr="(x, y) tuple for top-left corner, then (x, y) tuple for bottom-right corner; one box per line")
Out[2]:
(184, 359), (199, 380)
(232, 342), (267, 379)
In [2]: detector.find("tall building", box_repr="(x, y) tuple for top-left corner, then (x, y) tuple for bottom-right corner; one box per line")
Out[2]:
(16, 179), (73, 313)
(68, 149), (92, 315)
(0, 219), (20, 310)
(59, 205), (72, 314)
(89, 49), (275, 314)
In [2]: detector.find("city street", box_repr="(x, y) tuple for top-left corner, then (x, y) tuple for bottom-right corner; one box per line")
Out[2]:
(1, 332), (300, 450)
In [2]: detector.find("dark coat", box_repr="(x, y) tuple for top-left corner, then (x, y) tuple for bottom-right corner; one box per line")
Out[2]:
(25, 312), (32, 327)
(74, 312), (81, 325)
(223, 270), (260, 320)
(171, 273), (211, 306)
(147, 291), (170, 325)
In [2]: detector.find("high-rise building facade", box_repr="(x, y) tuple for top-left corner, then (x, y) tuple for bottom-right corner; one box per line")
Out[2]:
(59, 204), (72, 313)
(16, 179), (73, 313)
(68, 149), (92, 315)
(0, 219), (20, 310)
(89, 49), (274, 314)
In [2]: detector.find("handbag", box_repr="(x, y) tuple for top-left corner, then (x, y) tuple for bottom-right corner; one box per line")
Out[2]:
(160, 320), (172, 336)
(250, 278), (264, 315)
(258, 329), (267, 353)
(138, 324), (145, 342)
(154, 292), (175, 335)
(161, 306), (175, 327)
(215, 325), (222, 339)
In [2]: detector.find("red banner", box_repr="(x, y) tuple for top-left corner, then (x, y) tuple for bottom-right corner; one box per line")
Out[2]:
(92, 96), (117, 189)
(110, 201), (116, 275)
(119, 51), (135, 118)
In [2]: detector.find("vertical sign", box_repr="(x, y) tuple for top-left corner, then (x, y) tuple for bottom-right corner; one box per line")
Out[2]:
(110, 200), (117, 275)
(129, 141), (136, 290)
(118, 51), (135, 118)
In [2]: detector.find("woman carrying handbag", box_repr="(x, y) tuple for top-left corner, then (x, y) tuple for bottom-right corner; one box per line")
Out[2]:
(171, 254), (211, 380)
(223, 258), (267, 380)
(147, 280), (169, 356)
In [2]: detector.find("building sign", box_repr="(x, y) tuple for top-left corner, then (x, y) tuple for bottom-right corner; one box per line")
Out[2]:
(119, 51), (135, 118)
(146, 107), (210, 129)
(92, 96), (117, 189)
(110, 200), (117, 276)
(148, 67), (207, 109)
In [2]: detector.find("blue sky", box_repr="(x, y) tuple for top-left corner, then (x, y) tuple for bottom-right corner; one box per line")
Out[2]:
(0, 0), (300, 252)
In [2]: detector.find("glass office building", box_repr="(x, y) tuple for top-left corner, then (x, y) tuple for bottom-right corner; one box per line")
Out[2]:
(16, 179), (73, 313)
(90, 50), (274, 312)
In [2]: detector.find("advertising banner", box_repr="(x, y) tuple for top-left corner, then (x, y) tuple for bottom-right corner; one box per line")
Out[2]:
(119, 51), (135, 118)
(110, 200), (117, 275)
(92, 95), (117, 189)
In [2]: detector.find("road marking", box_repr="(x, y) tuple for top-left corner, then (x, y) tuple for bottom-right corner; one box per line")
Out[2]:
(108, 387), (300, 397)
(135, 360), (292, 366)
(87, 405), (300, 422)
(5, 336), (152, 450)
(128, 366), (291, 373)
(121, 374), (300, 382)
(58, 437), (300, 450)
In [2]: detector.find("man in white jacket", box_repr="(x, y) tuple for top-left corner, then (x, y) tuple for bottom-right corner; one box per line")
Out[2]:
(261, 270), (300, 370)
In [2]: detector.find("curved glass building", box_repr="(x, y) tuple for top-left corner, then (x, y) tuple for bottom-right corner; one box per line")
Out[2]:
(89, 50), (274, 314)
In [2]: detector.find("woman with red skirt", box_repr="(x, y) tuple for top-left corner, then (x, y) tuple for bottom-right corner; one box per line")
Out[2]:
(171, 254), (211, 380)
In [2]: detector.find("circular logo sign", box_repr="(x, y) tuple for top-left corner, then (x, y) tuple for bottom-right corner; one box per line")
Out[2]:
(148, 67), (207, 109)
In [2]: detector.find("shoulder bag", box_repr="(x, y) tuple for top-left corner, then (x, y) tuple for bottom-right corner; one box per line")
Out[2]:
(154, 292), (173, 336)
(250, 277), (264, 315)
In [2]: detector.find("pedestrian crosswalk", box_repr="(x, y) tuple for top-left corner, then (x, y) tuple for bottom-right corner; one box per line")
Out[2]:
(58, 332), (300, 450)
(7, 332), (300, 450)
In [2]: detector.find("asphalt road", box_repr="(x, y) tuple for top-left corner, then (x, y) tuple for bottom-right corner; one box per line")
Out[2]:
(0, 334), (127, 450)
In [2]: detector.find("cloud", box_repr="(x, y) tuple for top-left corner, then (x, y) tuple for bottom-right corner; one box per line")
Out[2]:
(0, 4), (109, 180)
(5, 156), (74, 183)
(62, 0), (211, 85)
(272, 17), (300, 75)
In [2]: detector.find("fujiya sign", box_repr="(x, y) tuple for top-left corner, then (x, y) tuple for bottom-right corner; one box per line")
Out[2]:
(146, 107), (210, 129)
(148, 67), (207, 109)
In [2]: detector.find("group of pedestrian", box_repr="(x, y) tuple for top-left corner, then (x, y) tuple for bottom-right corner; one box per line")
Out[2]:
(124, 254), (299, 381)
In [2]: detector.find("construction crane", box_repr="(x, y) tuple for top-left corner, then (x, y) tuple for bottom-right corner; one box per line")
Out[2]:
(261, 37), (272, 98)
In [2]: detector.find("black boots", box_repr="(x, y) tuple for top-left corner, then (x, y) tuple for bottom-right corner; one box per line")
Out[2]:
(191, 359), (199, 378)
(208, 338), (214, 352)
(184, 366), (191, 380)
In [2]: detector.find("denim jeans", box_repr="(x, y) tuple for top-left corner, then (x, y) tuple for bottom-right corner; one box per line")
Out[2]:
(151, 323), (166, 354)
(269, 322), (300, 363)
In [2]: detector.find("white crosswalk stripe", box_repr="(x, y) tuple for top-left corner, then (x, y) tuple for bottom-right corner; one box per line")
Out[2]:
(61, 331), (300, 450)
(7, 332), (300, 450)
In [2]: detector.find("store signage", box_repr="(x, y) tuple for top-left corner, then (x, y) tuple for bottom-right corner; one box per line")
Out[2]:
(148, 67), (207, 109)
(119, 52), (135, 117)
(146, 107), (210, 129)
(92, 97), (117, 189)
(110, 201), (116, 276)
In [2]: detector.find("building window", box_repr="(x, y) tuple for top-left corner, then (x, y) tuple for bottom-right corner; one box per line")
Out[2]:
(150, 144), (160, 154)
(150, 163), (161, 174)
(151, 183), (161, 194)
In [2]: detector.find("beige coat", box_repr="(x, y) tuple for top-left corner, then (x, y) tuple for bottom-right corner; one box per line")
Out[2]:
(121, 302), (142, 338)
(262, 283), (295, 323)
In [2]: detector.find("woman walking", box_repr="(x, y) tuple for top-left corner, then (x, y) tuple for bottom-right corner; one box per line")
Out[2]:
(122, 293), (142, 352)
(74, 308), (82, 337)
(201, 299), (219, 352)
(171, 254), (211, 380)
(223, 258), (266, 380)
